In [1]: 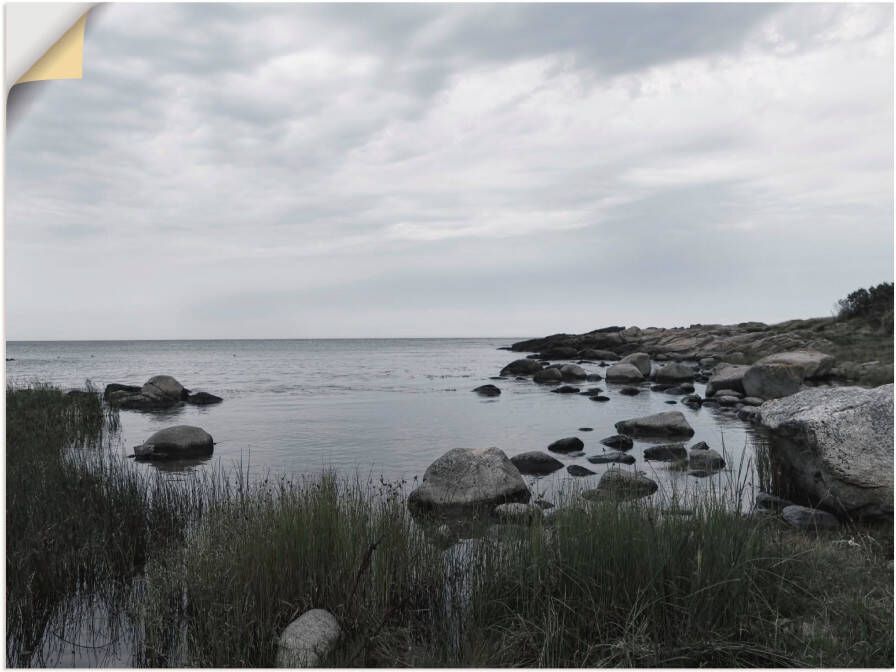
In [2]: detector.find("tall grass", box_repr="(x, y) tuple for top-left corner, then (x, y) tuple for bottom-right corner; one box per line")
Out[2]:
(7, 384), (893, 667)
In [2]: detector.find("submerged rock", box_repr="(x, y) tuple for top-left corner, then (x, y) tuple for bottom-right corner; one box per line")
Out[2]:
(643, 443), (687, 462)
(473, 384), (501, 397)
(615, 411), (695, 438)
(136, 425), (214, 460)
(409, 447), (530, 515)
(187, 391), (223, 405)
(510, 451), (564, 476)
(618, 386), (641, 396)
(583, 469), (658, 501)
(587, 451), (635, 465)
(551, 385), (580, 394)
(600, 434), (634, 451)
(567, 464), (596, 477)
(757, 384), (894, 518)
(547, 437), (585, 454)
(275, 609), (342, 667)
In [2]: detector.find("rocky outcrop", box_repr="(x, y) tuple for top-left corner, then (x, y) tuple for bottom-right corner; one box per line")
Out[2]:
(276, 609), (342, 667)
(755, 350), (835, 380)
(510, 451), (563, 476)
(134, 425), (214, 460)
(615, 411), (695, 438)
(757, 384), (893, 518)
(408, 447), (530, 515)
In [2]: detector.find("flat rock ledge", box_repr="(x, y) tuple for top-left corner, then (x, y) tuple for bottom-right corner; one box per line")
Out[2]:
(276, 609), (342, 667)
(408, 447), (530, 516)
(757, 384), (893, 519)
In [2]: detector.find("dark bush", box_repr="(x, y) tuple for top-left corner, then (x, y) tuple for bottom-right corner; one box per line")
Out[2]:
(837, 282), (894, 330)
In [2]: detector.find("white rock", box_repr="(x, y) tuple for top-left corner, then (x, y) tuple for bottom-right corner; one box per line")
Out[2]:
(276, 609), (342, 667)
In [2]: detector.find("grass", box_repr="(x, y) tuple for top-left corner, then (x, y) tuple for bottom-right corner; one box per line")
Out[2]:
(6, 384), (894, 667)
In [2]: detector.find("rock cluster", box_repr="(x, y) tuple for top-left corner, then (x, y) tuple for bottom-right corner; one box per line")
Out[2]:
(105, 375), (222, 410)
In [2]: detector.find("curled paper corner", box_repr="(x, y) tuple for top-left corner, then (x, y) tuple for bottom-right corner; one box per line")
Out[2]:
(16, 12), (89, 85)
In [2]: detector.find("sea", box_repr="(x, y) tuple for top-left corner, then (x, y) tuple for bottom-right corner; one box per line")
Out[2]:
(5, 338), (767, 502)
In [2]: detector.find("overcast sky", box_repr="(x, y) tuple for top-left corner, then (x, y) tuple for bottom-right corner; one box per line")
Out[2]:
(6, 3), (893, 340)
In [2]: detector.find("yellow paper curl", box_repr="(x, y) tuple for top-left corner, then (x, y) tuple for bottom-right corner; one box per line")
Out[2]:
(16, 13), (88, 85)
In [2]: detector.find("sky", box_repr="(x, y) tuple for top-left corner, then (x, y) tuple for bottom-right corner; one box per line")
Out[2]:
(5, 3), (894, 340)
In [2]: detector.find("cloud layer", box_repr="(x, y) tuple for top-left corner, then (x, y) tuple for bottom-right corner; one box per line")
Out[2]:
(6, 3), (893, 339)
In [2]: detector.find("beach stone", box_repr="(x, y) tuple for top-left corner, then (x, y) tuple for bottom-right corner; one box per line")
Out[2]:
(510, 451), (564, 476)
(743, 363), (803, 399)
(141, 375), (187, 401)
(560, 364), (587, 380)
(757, 384), (893, 518)
(551, 385), (580, 394)
(587, 451), (635, 465)
(500, 359), (543, 376)
(606, 362), (645, 384)
(567, 464), (596, 477)
(600, 434), (634, 451)
(473, 384), (501, 397)
(275, 609), (342, 667)
(781, 505), (840, 531)
(615, 411), (695, 438)
(186, 391), (223, 405)
(547, 437), (585, 454)
(688, 447), (725, 470)
(620, 352), (651, 377)
(494, 502), (543, 524)
(654, 362), (695, 384)
(756, 350), (835, 380)
(705, 365), (750, 396)
(643, 443), (687, 461)
(583, 469), (658, 501)
(408, 447), (530, 515)
(533, 368), (563, 384)
(137, 425), (214, 459)
(619, 386), (641, 396)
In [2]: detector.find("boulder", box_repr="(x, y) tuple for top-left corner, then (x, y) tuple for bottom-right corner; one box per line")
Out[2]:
(141, 375), (187, 401)
(615, 411), (695, 438)
(567, 464), (596, 477)
(654, 362), (695, 384)
(619, 386), (641, 396)
(473, 384), (501, 397)
(186, 391), (223, 405)
(742, 363), (803, 399)
(136, 425), (214, 460)
(781, 505), (839, 531)
(110, 391), (171, 410)
(757, 384), (893, 518)
(276, 609), (342, 667)
(756, 350), (835, 380)
(585, 373), (604, 382)
(103, 383), (140, 401)
(551, 385), (580, 394)
(494, 502), (543, 524)
(688, 447), (725, 470)
(500, 359), (543, 376)
(606, 363), (645, 384)
(716, 395), (740, 407)
(643, 444), (687, 462)
(547, 437), (585, 454)
(681, 394), (703, 408)
(510, 451), (564, 476)
(583, 469), (658, 501)
(408, 447), (530, 515)
(705, 365), (750, 396)
(620, 352), (651, 377)
(600, 434), (634, 451)
(560, 364), (587, 381)
(533, 368), (563, 384)
(587, 451), (635, 465)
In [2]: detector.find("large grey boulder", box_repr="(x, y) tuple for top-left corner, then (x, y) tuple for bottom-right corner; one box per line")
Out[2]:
(756, 350), (835, 380)
(408, 447), (530, 515)
(742, 363), (803, 399)
(135, 425), (214, 460)
(276, 609), (342, 667)
(500, 359), (543, 376)
(559, 364), (587, 381)
(620, 352), (651, 377)
(654, 362), (695, 384)
(615, 411), (695, 438)
(510, 451), (563, 476)
(606, 362), (645, 384)
(705, 365), (750, 396)
(141, 375), (187, 401)
(757, 385), (893, 518)
(533, 367), (563, 384)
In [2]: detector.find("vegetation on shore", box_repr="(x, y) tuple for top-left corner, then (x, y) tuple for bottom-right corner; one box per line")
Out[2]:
(6, 384), (894, 667)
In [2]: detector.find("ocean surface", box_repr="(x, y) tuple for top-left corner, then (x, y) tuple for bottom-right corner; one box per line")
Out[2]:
(6, 338), (767, 503)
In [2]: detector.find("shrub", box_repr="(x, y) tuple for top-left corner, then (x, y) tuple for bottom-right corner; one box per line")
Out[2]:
(836, 282), (894, 330)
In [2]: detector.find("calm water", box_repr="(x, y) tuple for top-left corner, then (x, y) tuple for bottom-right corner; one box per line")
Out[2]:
(6, 338), (766, 500)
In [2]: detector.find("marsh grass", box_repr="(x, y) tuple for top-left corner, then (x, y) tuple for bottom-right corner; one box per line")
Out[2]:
(6, 384), (893, 667)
